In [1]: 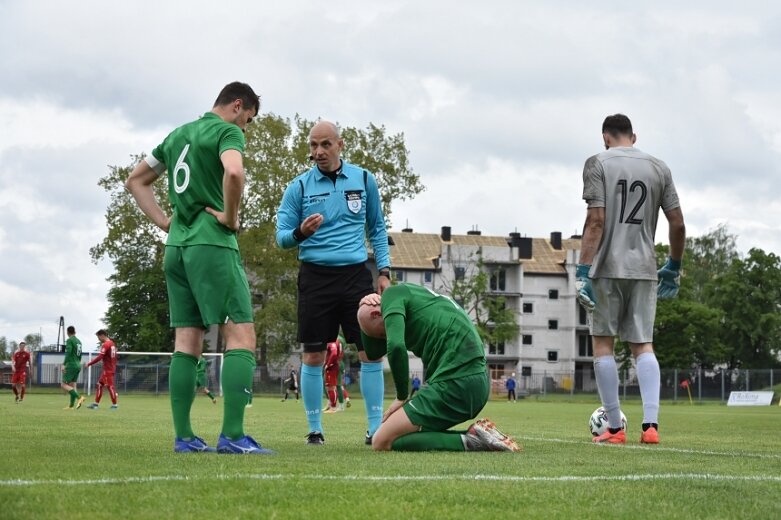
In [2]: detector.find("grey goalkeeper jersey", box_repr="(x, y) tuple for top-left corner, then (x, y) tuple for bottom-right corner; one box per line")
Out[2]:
(582, 146), (680, 280)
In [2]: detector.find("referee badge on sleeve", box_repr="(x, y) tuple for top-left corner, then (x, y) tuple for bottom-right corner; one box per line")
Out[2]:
(345, 191), (363, 214)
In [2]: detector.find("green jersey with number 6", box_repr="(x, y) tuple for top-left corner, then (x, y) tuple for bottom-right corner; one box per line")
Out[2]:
(147, 112), (246, 250)
(64, 336), (83, 368)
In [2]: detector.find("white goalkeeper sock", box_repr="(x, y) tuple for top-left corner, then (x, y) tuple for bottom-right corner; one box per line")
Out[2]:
(594, 355), (622, 430)
(636, 351), (660, 425)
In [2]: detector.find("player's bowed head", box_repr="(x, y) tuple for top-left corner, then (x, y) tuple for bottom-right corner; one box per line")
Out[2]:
(357, 293), (386, 339)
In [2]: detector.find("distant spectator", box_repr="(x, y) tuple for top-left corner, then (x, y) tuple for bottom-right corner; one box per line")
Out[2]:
(506, 374), (517, 402)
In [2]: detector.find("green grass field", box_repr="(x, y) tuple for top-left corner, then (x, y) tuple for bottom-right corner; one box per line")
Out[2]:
(1, 391), (780, 519)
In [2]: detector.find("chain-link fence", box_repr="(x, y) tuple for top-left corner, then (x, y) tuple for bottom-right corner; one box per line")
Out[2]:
(491, 368), (781, 402)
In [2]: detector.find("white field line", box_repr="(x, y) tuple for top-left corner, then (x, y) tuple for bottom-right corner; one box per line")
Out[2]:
(518, 435), (781, 460)
(2, 473), (781, 487)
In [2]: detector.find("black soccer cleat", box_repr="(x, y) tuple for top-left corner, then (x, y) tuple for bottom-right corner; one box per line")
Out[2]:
(306, 431), (325, 445)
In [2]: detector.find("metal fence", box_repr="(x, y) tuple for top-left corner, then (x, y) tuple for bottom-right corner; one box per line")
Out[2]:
(492, 368), (781, 402)
(22, 360), (781, 403)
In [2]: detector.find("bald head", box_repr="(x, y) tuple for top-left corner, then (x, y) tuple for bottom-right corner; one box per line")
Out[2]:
(309, 120), (344, 172)
(309, 120), (340, 140)
(357, 302), (386, 339)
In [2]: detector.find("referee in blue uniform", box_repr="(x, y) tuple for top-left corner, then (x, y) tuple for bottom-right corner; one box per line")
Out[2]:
(276, 120), (391, 445)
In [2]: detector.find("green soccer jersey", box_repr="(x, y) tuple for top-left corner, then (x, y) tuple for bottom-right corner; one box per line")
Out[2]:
(148, 112), (246, 250)
(64, 336), (83, 368)
(373, 283), (486, 399)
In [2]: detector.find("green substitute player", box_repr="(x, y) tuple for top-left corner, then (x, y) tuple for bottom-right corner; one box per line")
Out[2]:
(61, 325), (85, 410)
(357, 284), (521, 452)
(194, 356), (217, 404)
(126, 81), (273, 455)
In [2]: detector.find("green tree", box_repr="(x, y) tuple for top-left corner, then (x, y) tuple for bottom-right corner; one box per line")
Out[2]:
(706, 248), (781, 369)
(0, 336), (8, 359)
(438, 249), (519, 349)
(91, 158), (174, 351)
(653, 299), (726, 369)
(23, 333), (43, 351)
(94, 115), (422, 365)
(240, 114), (423, 364)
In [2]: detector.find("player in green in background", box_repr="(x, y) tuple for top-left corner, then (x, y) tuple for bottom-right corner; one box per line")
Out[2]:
(61, 326), (85, 410)
(194, 356), (217, 404)
(357, 284), (521, 452)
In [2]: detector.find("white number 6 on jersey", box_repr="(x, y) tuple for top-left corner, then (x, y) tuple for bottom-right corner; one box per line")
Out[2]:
(173, 144), (191, 194)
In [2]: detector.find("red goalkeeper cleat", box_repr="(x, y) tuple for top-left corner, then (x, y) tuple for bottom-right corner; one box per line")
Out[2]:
(640, 426), (659, 444)
(592, 429), (626, 444)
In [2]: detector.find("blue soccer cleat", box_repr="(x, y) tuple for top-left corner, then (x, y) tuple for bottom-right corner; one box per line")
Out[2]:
(174, 436), (217, 453)
(217, 434), (275, 455)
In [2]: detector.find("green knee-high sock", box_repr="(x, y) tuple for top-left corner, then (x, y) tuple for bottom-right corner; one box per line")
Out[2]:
(69, 390), (78, 407)
(337, 385), (344, 404)
(170, 352), (198, 440)
(207, 391), (216, 400)
(221, 349), (256, 440)
(391, 431), (468, 452)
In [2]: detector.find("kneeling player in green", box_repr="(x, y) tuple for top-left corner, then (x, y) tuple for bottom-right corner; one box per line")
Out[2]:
(61, 326), (85, 410)
(357, 284), (521, 452)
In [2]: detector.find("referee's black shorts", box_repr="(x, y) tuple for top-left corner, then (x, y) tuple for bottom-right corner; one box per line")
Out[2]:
(297, 261), (374, 352)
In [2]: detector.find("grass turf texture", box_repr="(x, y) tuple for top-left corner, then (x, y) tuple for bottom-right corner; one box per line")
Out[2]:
(1, 393), (780, 519)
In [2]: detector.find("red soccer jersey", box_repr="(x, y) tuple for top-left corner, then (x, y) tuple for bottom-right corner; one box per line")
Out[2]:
(12, 350), (31, 373)
(89, 340), (117, 373)
(325, 340), (342, 373)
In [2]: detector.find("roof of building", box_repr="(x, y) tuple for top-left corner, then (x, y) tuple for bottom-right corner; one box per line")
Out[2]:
(386, 231), (581, 275)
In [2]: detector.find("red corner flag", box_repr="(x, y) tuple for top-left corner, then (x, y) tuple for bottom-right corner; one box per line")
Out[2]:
(680, 379), (689, 389)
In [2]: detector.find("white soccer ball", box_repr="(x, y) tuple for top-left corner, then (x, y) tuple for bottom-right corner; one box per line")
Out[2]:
(589, 406), (627, 436)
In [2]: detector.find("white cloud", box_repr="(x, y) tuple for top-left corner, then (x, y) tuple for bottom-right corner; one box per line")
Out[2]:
(2, 0), (781, 343)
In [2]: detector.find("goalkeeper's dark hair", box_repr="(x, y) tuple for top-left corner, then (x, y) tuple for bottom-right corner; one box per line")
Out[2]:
(602, 114), (633, 139)
(67, 326), (75, 334)
(214, 81), (261, 115)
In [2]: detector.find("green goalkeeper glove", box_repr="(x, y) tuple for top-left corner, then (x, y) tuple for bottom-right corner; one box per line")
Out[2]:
(657, 257), (681, 299)
(575, 264), (596, 311)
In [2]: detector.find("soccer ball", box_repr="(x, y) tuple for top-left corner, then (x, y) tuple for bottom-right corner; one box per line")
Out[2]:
(589, 407), (627, 436)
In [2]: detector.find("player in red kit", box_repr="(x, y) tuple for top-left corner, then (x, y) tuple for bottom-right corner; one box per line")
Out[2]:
(86, 330), (119, 410)
(323, 337), (343, 413)
(12, 341), (32, 403)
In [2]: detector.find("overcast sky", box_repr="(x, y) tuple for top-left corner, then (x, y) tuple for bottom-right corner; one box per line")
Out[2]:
(1, 1), (780, 347)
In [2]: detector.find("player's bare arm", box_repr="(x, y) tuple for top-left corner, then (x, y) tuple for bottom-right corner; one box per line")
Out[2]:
(579, 207), (605, 265)
(205, 149), (244, 231)
(664, 207), (686, 261)
(125, 160), (171, 233)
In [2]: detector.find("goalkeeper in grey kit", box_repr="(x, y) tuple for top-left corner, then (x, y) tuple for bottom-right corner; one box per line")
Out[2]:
(575, 113), (685, 445)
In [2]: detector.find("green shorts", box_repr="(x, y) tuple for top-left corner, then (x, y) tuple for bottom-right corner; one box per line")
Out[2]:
(164, 245), (253, 328)
(403, 370), (489, 432)
(63, 366), (81, 384)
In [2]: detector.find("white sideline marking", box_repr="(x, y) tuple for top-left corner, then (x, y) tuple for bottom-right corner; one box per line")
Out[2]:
(518, 435), (781, 460)
(2, 473), (780, 487)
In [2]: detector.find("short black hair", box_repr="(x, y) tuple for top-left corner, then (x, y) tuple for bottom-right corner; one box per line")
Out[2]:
(96, 329), (107, 336)
(602, 114), (633, 139)
(67, 326), (75, 334)
(213, 81), (260, 115)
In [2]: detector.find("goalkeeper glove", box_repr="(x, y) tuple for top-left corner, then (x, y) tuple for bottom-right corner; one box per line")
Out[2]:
(575, 264), (596, 311)
(657, 257), (681, 299)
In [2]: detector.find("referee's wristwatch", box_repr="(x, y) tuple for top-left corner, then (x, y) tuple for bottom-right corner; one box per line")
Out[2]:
(378, 268), (391, 279)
